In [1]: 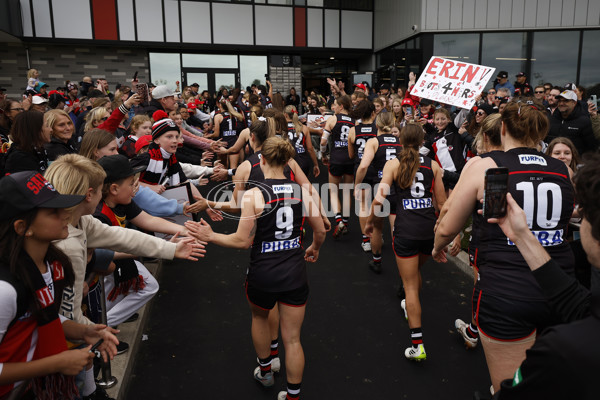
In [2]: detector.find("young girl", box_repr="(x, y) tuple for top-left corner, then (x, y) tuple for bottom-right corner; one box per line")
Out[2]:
(185, 136), (326, 400)
(367, 123), (446, 361)
(120, 115), (152, 158)
(0, 171), (119, 399)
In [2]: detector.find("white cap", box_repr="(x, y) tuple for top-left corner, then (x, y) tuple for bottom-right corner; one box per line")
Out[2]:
(32, 95), (48, 105)
(152, 85), (176, 99)
(556, 90), (578, 102)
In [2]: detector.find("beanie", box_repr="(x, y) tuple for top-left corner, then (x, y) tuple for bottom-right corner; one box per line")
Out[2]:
(151, 118), (179, 140)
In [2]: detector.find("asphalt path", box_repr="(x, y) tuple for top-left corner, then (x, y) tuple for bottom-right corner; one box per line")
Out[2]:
(126, 171), (491, 399)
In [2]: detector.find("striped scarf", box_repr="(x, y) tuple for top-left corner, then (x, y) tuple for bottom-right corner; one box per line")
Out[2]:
(139, 142), (183, 186)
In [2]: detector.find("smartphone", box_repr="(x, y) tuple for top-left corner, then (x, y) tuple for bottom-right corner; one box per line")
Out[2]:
(133, 82), (149, 103)
(405, 106), (413, 116)
(590, 94), (597, 108)
(483, 167), (509, 219)
(133, 71), (138, 81)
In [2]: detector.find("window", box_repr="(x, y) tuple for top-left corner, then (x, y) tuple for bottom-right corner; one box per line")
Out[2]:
(182, 54), (238, 69)
(433, 33), (479, 62)
(531, 31), (579, 88)
(149, 52), (181, 88)
(578, 30), (600, 92)
(481, 32), (527, 89)
(239, 55), (268, 88)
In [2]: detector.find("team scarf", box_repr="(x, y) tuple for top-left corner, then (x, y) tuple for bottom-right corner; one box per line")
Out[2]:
(139, 142), (183, 187)
(22, 252), (79, 399)
(99, 202), (146, 301)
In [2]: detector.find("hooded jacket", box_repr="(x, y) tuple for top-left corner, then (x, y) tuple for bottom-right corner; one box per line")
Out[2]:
(548, 103), (598, 156)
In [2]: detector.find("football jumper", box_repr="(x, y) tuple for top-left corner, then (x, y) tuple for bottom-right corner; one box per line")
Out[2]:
(477, 148), (575, 301)
(248, 179), (306, 292)
(329, 114), (355, 166)
(372, 134), (402, 181)
(353, 122), (378, 184)
(393, 156), (436, 240)
(245, 151), (294, 190)
(218, 112), (241, 147)
(287, 122), (311, 176)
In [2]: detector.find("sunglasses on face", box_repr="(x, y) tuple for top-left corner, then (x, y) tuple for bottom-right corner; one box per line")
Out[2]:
(488, 91), (496, 95)
(10, 107), (24, 112)
(535, 91), (544, 94)
(476, 111), (486, 116)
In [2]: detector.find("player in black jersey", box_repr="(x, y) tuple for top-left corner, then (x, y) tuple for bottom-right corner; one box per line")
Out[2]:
(445, 114), (503, 350)
(284, 105), (319, 179)
(356, 112), (401, 273)
(433, 99), (575, 392)
(320, 95), (355, 237)
(209, 98), (244, 169)
(348, 100), (377, 252)
(366, 123), (446, 361)
(185, 137), (326, 400)
(218, 104), (264, 163)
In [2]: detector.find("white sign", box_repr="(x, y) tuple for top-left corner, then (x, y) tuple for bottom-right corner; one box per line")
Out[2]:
(411, 57), (495, 110)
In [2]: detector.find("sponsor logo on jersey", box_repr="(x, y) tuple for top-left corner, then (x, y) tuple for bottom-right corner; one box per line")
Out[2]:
(335, 141), (348, 148)
(383, 136), (397, 143)
(341, 115), (352, 121)
(272, 184), (294, 194)
(295, 147), (306, 154)
(507, 229), (563, 247)
(403, 198), (433, 210)
(518, 154), (547, 166)
(378, 170), (383, 178)
(361, 127), (373, 133)
(261, 236), (301, 253)
(419, 157), (424, 163)
(567, 126), (579, 130)
(223, 130), (237, 136)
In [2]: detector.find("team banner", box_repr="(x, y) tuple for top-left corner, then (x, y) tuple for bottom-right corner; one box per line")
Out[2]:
(411, 57), (495, 110)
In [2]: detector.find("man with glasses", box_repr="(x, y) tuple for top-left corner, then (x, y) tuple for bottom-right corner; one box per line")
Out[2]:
(486, 89), (497, 105)
(547, 90), (598, 156)
(533, 85), (546, 102)
(494, 71), (515, 96)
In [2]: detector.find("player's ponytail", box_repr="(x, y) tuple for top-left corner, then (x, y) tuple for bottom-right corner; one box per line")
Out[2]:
(396, 124), (424, 189)
(375, 111), (394, 133)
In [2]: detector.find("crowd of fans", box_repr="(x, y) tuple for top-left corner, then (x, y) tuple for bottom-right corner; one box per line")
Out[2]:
(0, 65), (599, 400)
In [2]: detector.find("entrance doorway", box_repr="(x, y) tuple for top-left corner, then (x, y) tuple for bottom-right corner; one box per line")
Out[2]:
(182, 68), (239, 96)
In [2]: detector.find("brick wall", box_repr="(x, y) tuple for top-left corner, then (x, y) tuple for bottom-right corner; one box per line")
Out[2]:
(0, 42), (149, 98)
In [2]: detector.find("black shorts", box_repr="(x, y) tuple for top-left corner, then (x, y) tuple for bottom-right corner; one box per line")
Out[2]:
(328, 163), (354, 177)
(354, 164), (377, 186)
(392, 236), (434, 258)
(469, 246), (479, 271)
(295, 155), (311, 177)
(245, 282), (309, 310)
(475, 289), (554, 341)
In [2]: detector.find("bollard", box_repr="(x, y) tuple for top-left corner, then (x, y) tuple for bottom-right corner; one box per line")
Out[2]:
(96, 275), (118, 389)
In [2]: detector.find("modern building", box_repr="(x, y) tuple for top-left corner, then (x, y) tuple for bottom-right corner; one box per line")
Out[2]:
(1, 0), (599, 98)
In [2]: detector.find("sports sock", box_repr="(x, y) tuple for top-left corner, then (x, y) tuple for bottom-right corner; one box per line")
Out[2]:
(362, 234), (370, 243)
(82, 366), (96, 396)
(270, 338), (279, 359)
(335, 214), (342, 224)
(410, 327), (423, 348)
(342, 217), (348, 225)
(467, 323), (479, 339)
(285, 382), (301, 399)
(258, 356), (271, 376)
(372, 253), (382, 263)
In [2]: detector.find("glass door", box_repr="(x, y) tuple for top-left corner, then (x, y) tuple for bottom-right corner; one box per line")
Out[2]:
(183, 68), (239, 96)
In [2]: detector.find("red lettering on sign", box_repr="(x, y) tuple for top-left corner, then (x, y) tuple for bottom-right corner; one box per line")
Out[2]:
(449, 63), (466, 80)
(439, 60), (455, 78)
(425, 57), (443, 75)
(461, 65), (480, 84)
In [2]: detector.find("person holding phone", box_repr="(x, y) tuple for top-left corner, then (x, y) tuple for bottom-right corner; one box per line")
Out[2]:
(432, 99), (575, 393)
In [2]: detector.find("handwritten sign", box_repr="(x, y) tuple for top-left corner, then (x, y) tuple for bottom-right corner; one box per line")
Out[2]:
(411, 57), (495, 110)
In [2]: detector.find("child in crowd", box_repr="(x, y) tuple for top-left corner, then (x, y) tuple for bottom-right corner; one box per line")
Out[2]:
(120, 115), (152, 158)
(93, 154), (194, 328)
(26, 68), (40, 91)
(44, 154), (205, 399)
(0, 171), (119, 400)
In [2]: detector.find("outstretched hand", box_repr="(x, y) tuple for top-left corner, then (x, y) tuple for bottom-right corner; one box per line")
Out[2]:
(174, 236), (206, 261)
(83, 324), (120, 362)
(184, 218), (214, 243)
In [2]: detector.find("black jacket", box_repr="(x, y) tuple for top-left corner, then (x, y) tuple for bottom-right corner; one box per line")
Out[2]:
(547, 103), (598, 156)
(44, 137), (78, 161)
(143, 99), (165, 118)
(4, 146), (49, 174)
(497, 259), (597, 400)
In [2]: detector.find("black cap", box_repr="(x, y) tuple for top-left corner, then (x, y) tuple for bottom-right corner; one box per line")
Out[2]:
(379, 83), (390, 90)
(516, 72), (526, 77)
(0, 171), (84, 219)
(0, 87), (6, 91)
(190, 83), (200, 88)
(476, 103), (495, 115)
(419, 98), (433, 106)
(97, 155), (146, 183)
(497, 71), (508, 79)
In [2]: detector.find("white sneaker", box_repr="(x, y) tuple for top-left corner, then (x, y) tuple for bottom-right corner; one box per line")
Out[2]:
(404, 344), (427, 361)
(271, 356), (281, 373)
(401, 299), (408, 321)
(278, 391), (287, 400)
(253, 366), (274, 387)
(361, 241), (372, 252)
(455, 319), (478, 349)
